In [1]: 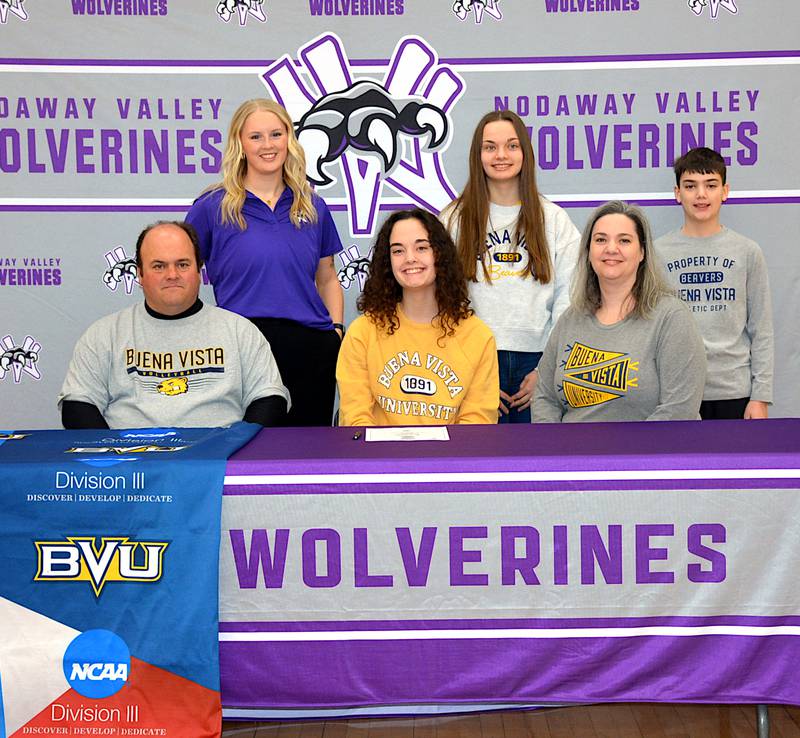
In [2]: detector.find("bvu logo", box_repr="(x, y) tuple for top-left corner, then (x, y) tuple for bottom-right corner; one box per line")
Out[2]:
(36, 535), (169, 596)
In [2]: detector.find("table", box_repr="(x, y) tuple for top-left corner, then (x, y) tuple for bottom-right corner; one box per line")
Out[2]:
(218, 419), (800, 720)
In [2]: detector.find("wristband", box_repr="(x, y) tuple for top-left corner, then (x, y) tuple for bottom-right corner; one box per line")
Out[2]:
(333, 322), (345, 335)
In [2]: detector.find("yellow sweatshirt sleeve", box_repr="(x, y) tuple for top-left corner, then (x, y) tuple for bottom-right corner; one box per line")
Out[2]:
(335, 316), (377, 427)
(454, 319), (499, 425)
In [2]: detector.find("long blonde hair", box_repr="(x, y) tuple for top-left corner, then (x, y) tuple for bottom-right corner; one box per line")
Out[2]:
(571, 200), (671, 319)
(448, 110), (550, 284)
(215, 99), (317, 229)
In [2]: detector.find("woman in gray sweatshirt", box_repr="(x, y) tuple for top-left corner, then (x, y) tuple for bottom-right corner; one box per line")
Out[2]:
(532, 201), (706, 423)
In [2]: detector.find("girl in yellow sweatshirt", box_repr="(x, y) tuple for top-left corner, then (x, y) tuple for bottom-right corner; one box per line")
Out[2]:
(336, 209), (499, 426)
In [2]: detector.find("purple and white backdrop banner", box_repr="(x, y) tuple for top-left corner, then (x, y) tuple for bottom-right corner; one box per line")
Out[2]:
(1, 1), (799, 425)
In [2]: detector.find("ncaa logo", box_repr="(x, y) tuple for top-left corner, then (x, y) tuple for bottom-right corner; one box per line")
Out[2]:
(63, 629), (131, 698)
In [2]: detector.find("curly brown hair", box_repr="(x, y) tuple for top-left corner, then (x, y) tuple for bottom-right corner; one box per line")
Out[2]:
(358, 209), (473, 340)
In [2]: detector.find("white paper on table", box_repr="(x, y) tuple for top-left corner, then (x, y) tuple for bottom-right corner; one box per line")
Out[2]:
(365, 426), (450, 442)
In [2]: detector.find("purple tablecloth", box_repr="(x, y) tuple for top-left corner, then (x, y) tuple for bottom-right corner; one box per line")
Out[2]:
(219, 420), (800, 716)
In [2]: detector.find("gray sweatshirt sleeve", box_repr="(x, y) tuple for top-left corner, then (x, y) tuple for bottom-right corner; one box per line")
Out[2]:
(57, 319), (113, 414)
(531, 317), (565, 423)
(648, 301), (706, 421)
(746, 247), (774, 403)
(548, 204), (581, 327)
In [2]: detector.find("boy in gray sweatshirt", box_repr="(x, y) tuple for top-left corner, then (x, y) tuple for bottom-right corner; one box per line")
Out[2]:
(655, 147), (773, 420)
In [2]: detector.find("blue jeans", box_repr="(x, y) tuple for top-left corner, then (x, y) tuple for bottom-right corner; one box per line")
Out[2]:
(497, 350), (542, 424)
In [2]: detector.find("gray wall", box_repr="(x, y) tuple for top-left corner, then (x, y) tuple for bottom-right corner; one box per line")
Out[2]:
(1, 0), (797, 426)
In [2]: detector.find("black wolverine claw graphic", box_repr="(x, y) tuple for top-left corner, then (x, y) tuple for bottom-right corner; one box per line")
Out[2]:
(216, 0), (261, 21)
(103, 258), (138, 288)
(337, 257), (371, 288)
(454, 0), (481, 12)
(0, 347), (38, 372)
(452, 0), (502, 21)
(295, 80), (449, 186)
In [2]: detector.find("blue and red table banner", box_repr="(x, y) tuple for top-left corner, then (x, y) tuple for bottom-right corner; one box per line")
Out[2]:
(0, 423), (259, 737)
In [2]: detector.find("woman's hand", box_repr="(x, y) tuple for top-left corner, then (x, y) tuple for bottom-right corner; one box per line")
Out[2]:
(508, 368), (538, 412)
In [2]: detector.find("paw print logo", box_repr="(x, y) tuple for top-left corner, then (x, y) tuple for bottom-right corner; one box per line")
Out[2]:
(337, 245), (371, 291)
(216, 0), (266, 25)
(0, 334), (41, 383)
(262, 34), (465, 238)
(687, 0), (738, 18)
(452, 0), (502, 24)
(103, 247), (139, 294)
(0, 0), (28, 24)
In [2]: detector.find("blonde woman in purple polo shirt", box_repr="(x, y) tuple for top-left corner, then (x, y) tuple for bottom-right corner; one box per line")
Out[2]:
(187, 99), (344, 427)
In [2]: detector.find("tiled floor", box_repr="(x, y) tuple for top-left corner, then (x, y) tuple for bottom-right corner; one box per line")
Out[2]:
(222, 703), (798, 737)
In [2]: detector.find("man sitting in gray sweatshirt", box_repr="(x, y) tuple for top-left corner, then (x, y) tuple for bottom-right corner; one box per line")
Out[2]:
(58, 221), (290, 429)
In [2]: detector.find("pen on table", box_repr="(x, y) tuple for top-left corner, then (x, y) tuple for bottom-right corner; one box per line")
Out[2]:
(352, 431), (362, 440)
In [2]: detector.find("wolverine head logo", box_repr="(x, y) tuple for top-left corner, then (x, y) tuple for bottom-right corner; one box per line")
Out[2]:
(295, 80), (449, 187)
